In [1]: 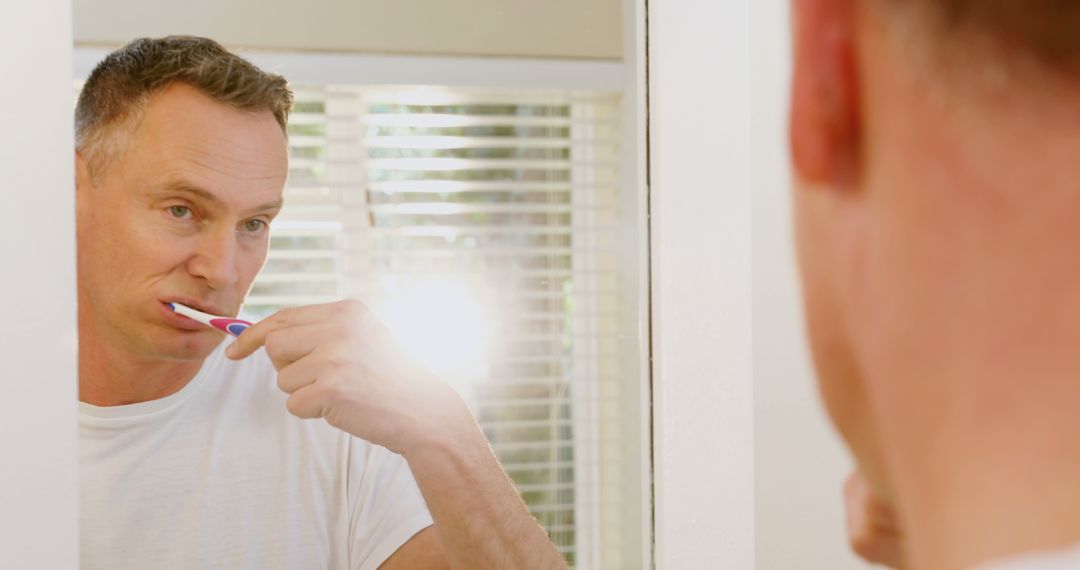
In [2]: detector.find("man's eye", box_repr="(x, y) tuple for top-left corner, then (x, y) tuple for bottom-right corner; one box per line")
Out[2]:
(244, 219), (267, 233)
(168, 205), (192, 219)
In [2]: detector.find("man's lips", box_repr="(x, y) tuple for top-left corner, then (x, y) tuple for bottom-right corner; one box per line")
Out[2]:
(162, 298), (228, 315)
(160, 302), (208, 331)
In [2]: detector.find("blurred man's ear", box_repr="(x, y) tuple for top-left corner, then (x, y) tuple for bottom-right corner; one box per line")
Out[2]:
(75, 151), (91, 192)
(790, 0), (861, 188)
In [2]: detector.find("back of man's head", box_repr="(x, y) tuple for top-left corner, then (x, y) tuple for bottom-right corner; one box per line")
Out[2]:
(790, 1), (1080, 568)
(76, 36), (293, 183)
(913, 0), (1080, 66)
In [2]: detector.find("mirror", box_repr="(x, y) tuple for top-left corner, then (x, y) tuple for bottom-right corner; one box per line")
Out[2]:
(72, 1), (649, 568)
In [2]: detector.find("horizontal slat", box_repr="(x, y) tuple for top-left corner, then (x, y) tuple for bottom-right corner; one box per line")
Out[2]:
(540, 524), (577, 534)
(288, 158), (328, 169)
(369, 203), (610, 215)
(367, 157), (565, 171)
(500, 460), (575, 472)
(364, 113), (609, 128)
(480, 419), (573, 430)
(490, 440), (573, 452)
(245, 295), (342, 306)
(514, 312), (622, 321)
(270, 221), (345, 232)
(274, 205), (347, 215)
(287, 135), (330, 148)
(480, 372), (617, 386)
(525, 504), (575, 514)
(266, 250), (341, 260)
(492, 354), (618, 365)
(368, 225), (618, 237)
(350, 268), (614, 278)
(363, 246), (614, 256)
(475, 378), (573, 389)
(368, 180), (614, 193)
(359, 90), (619, 106)
(254, 273), (340, 283)
(288, 113), (329, 126)
(474, 397), (570, 408)
(289, 90), (342, 102)
(367, 158), (581, 171)
(488, 290), (617, 301)
(364, 136), (615, 150)
(477, 372), (591, 381)
(346, 284), (613, 296)
(515, 482), (576, 493)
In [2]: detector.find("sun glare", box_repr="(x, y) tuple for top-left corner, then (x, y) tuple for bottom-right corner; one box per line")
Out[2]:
(372, 276), (493, 391)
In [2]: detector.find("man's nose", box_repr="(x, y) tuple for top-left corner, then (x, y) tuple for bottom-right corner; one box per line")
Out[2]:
(187, 225), (241, 290)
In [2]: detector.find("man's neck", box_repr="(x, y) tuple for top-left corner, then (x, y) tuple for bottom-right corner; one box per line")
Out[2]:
(881, 365), (1080, 570)
(79, 328), (205, 407)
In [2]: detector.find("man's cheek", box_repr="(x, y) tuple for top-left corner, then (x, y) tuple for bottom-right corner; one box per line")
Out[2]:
(802, 277), (862, 437)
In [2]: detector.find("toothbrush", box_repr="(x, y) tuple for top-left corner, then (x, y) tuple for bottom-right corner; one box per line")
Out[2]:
(168, 303), (253, 337)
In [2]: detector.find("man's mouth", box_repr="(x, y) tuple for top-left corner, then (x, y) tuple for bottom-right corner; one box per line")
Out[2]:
(161, 298), (228, 316)
(159, 298), (233, 331)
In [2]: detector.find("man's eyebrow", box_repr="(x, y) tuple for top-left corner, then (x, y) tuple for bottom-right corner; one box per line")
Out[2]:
(155, 179), (284, 214)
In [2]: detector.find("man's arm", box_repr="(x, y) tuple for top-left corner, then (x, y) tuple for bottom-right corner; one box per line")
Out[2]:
(379, 527), (448, 570)
(227, 300), (566, 570)
(402, 408), (566, 569)
(378, 426), (565, 570)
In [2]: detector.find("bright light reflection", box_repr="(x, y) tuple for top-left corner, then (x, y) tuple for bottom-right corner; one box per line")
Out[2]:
(372, 276), (493, 393)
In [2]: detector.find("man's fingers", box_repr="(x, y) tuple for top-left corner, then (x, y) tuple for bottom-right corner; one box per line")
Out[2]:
(262, 323), (328, 370)
(227, 303), (337, 359)
(285, 383), (328, 419)
(227, 300), (369, 360)
(276, 354), (323, 394)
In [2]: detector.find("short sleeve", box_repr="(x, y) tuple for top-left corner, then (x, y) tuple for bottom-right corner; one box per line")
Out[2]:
(346, 438), (434, 570)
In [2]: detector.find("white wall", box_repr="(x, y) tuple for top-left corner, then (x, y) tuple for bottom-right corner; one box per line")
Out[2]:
(650, 0), (754, 568)
(0, 2), (80, 568)
(751, 2), (871, 568)
(621, 0), (652, 566)
(74, 0), (622, 60)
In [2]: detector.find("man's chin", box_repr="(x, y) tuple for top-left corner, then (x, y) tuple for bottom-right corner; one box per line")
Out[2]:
(151, 330), (226, 362)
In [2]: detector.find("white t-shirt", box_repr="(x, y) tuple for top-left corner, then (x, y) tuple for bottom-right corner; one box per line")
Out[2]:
(978, 545), (1080, 570)
(79, 340), (434, 570)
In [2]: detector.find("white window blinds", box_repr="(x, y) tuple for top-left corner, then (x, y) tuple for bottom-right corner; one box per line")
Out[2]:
(252, 85), (632, 568)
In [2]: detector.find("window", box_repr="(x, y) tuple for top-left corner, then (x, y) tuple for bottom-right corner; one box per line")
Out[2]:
(253, 84), (639, 568)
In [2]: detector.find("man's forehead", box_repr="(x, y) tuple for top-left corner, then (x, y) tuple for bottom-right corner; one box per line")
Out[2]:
(120, 84), (290, 197)
(144, 83), (259, 120)
(136, 84), (287, 158)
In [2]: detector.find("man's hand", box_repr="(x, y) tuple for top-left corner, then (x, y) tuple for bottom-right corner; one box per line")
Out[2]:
(845, 470), (906, 568)
(227, 299), (567, 569)
(225, 299), (471, 457)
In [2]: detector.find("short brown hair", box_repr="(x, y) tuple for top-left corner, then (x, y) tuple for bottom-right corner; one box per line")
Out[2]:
(913, 0), (1080, 68)
(75, 36), (294, 181)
